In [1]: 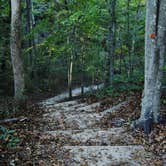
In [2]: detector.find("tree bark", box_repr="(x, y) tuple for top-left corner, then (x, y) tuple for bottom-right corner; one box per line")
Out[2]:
(68, 53), (74, 98)
(11, 0), (25, 100)
(68, 26), (76, 99)
(133, 0), (166, 133)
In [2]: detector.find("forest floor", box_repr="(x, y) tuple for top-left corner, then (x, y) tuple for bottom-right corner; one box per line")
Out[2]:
(0, 88), (165, 166)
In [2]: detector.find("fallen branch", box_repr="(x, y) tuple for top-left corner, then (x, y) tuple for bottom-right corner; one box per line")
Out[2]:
(0, 117), (28, 124)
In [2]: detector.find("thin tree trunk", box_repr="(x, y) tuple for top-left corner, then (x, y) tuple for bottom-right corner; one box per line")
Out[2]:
(131, 1), (142, 74)
(105, 0), (116, 87)
(64, 0), (73, 98)
(68, 53), (74, 98)
(26, 0), (32, 65)
(68, 26), (76, 99)
(0, 0), (11, 73)
(0, 42), (6, 73)
(117, 29), (122, 74)
(120, 41), (122, 74)
(109, 0), (116, 85)
(126, 0), (132, 78)
(11, 0), (25, 100)
(104, 49), (111, 87)
(26, 0), (36, 79)
(81, 50), (84, 96)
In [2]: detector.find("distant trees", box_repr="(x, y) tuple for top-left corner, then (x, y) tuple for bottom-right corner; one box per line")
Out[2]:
(0, 0), (151, 97)
(105, 0), (117, 87)
(133, 0), (166, 133)
(10, 0), (25, 99)
(25, 0), (36, 79)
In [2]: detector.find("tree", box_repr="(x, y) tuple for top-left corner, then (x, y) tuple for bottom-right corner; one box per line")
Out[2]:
(0, 0), (148, 96)
(105, 0), (117, 87)
(133, 0), (166, 134)
(126, 0), (132, 78)
(25, 0), (36, 79)
(11, 0), (25, 99)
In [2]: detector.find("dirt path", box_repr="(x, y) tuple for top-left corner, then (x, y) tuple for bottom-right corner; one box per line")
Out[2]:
(2, 89), (164, 165)
(35, 97), (158, 166)
(40, 84), (104, 106)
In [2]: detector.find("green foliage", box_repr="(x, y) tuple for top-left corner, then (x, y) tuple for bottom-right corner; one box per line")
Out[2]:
(93, 74), (143, 99)
(95, 84), (142, 99)
(0, 126), (20, 149)
(0, 0), (148, 95)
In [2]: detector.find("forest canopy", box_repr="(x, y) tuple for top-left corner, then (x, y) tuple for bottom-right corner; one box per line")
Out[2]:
(0, 0), (147, 95)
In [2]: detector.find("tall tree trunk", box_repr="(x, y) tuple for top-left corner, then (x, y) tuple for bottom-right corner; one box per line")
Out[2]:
(68, 53), (74, 98)
(105, 0), (116, 87)
(26, 0), (32, 64)
(130, 1), (142, 75)
(0, 0), (11, 73)
(117, 29), (122, 74)
(68, 26), (76, 99)
(126, 0), (132, 78)
(104, 45), (110, 87)
(26, 0), (36, 79)
(64, 0), (73, 98)
(81, 49), (84, 96)
(119, 39), (122, 74)
(11, 0), (25, 100)
(133, 0), (166, 133)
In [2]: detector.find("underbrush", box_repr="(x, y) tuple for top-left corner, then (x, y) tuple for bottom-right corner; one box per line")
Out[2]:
(87, 83), (143, 100)
(0, 126), (20, 149)
(86, 74), (144, 99)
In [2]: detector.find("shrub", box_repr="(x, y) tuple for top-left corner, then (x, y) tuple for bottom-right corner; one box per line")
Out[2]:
(0, 126), (20, 149)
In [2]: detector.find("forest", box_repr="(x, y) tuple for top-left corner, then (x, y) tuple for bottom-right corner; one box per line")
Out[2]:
(0, 0), (166, 165)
